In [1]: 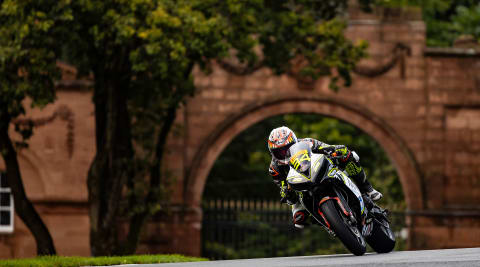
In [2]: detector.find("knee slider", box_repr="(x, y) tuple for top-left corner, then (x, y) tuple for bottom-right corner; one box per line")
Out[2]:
(293, 210), (308, 225)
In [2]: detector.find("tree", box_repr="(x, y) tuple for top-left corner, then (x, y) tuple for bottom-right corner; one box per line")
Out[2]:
(375, 0), (480, 46)
(0, 0), (72, 255)
(451, 3), (480, 41)
(65, 0), (369, 255)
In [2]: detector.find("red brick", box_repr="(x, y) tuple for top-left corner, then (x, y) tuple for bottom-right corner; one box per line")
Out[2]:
(211, 74), (228, 88)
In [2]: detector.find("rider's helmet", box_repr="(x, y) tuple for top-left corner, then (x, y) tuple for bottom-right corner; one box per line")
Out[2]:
(268, 126), (298, 164)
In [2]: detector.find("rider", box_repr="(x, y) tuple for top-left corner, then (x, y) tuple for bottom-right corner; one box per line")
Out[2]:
(267, 126), (382, 229)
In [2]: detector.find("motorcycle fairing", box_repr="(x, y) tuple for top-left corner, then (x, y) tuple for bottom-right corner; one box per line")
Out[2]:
(287, 153), (329, 191)
(327, 168), (365, 215)
(286, 143), (314, 191)
(286, 168), (313, 191)
(310, 154), (328, 183)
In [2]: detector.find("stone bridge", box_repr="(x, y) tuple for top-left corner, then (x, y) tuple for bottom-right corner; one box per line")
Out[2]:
(1, 6), (479, 258)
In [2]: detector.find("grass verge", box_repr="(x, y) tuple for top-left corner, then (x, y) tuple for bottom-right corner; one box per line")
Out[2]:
(0, 254), (208, 267)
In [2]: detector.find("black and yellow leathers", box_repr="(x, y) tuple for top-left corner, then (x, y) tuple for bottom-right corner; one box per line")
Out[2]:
(268, 138), (380, 228)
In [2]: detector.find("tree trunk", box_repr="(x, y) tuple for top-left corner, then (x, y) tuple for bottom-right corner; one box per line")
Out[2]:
(87, 68), (133, 256)
(0, 119), (56, 255)
(120, 67), (193, 255)
(121, 104), (178, 254)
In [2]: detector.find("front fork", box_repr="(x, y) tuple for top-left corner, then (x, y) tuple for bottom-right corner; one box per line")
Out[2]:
(299, 193), (335, 236)
(303, 188), (363, 237)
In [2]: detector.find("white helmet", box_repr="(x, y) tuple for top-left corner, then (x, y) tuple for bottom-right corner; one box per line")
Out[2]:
(268, 126), (298, 164)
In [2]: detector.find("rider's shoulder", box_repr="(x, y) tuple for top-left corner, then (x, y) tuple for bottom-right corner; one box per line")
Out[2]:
(299, 138), (330, 146)
(298, 137), (320, 144)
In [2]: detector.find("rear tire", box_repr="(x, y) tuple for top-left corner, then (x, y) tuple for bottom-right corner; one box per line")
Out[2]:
(366, 220), (396, 253)
(320, 199), (366, 256)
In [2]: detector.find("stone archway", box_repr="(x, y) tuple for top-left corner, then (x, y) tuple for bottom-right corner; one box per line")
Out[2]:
(185, 95), (425, 212)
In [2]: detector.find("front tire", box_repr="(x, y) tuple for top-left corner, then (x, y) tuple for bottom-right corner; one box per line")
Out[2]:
(320, 199), (366, 256)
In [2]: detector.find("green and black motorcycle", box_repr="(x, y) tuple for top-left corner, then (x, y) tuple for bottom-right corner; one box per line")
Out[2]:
(285, 142), (396, 256)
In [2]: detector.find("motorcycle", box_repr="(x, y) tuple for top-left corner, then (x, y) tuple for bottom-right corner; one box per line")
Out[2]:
(285, 142), (396, 256)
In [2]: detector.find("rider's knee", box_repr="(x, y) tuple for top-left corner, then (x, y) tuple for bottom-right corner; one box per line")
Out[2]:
(293, 210), (308, 228)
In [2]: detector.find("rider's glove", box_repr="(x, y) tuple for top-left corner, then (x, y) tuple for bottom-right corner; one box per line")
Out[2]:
(317, 145), (351, 165)
(280, 186), (298, 205)
(329, 145), (352, 168)
(333, 145), (351, 162)
(316, 145), (336, 155)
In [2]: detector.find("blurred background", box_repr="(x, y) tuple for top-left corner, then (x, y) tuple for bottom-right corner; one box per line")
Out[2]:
(1, 0), (480, 260)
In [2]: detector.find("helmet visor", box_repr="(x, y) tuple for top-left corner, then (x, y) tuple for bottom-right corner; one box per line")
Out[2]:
(272, 143), (293, 161)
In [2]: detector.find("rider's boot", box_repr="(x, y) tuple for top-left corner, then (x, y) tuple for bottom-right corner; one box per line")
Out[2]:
(351, 169), (383, 201)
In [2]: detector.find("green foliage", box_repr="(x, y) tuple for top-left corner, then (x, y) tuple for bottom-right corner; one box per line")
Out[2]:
(206, 115), (285, 199)
(0, 0), (73, 256)
(206, 222), (348, 259)
(0, 254), (207, 267)
(452, 3), (480, 41)
(375, 0), (480, 47)
(66, 0), (369, 90)
(0, 0), (71, 127)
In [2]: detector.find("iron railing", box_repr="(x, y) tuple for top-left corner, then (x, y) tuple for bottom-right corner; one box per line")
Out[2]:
(202, 198), (407, 260)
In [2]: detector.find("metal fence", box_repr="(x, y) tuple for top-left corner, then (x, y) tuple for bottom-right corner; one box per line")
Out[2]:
(202, 198), (407, 260)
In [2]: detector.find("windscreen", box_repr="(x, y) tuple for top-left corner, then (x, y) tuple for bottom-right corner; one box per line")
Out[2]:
(287, 142), (312, 175)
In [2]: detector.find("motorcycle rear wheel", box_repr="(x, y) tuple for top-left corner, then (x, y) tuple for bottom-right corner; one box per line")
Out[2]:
(366, 219), (396, 253)
(320, 199), (366, 256)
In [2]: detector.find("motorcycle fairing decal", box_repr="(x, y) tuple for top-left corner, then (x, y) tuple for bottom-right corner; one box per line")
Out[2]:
(288, 176), (308, 183)
(327, 168), (342, 180)
(310, 154), (325, 181)
(360, 197), (365, 214)
(338, 172), (365, 215)
(289, 149), (310, 172)
(311, 155), (322, 173)
(362, 221), (374, 237)
(287, 166), (310, 182)
(287, 158), (311, 183)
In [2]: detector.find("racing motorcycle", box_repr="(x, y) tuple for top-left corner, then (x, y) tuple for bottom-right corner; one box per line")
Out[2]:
(285, 142), (396, 256)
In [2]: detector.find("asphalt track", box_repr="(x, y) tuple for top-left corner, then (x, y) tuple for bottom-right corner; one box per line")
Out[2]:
(114, 247), (480, 267)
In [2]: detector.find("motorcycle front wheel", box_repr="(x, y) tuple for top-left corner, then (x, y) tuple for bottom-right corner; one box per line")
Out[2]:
(320, 199), (366, 256)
